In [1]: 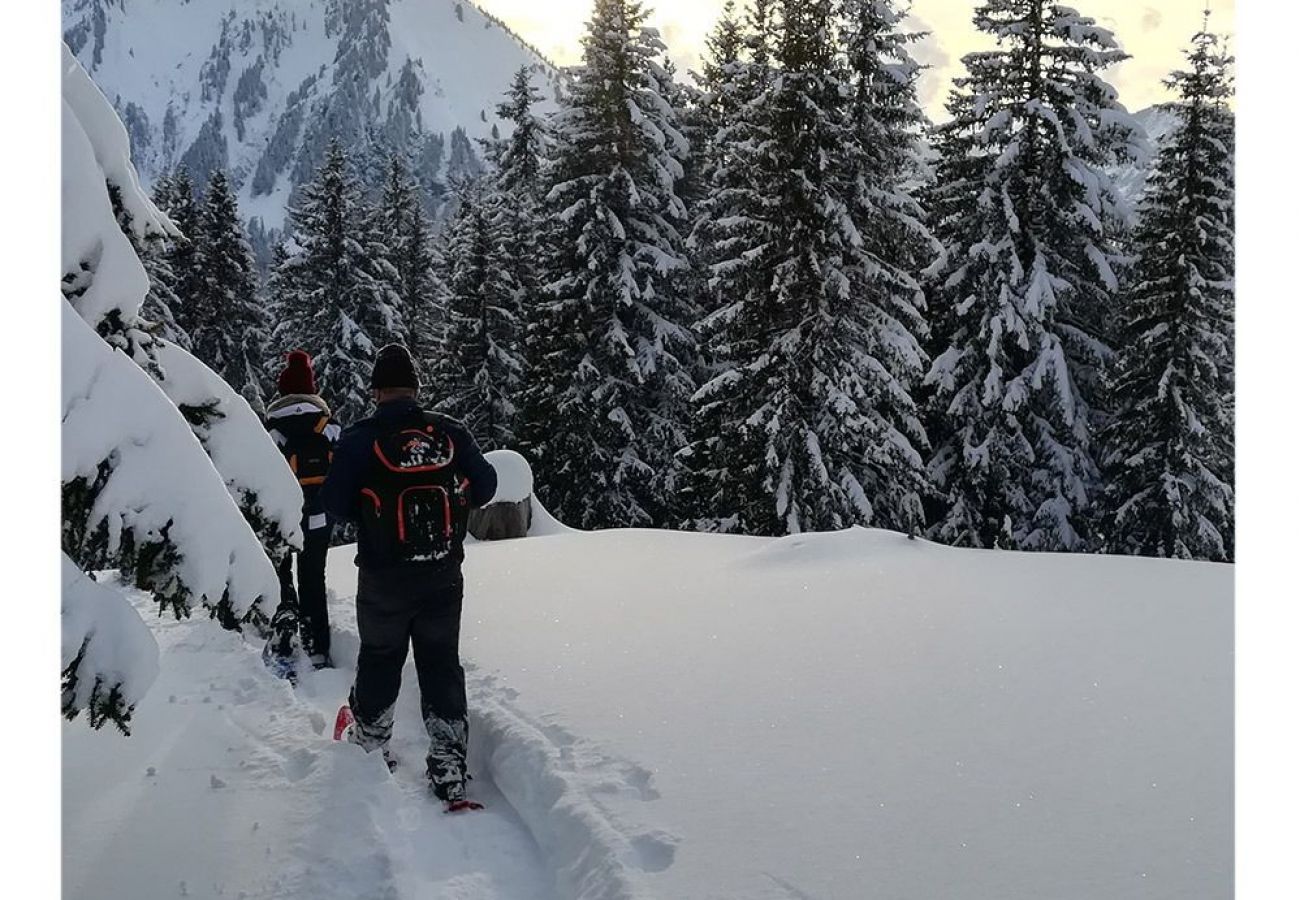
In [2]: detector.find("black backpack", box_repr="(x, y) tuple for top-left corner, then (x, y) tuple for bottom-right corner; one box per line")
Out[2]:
(361, 413), (471, 564)
(287, 415), (334, 488)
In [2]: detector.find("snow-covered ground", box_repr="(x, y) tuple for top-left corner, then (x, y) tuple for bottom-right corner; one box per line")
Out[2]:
(64, 518), (1231, 900)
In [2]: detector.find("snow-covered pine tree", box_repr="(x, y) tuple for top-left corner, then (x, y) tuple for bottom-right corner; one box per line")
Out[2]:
(189, 169), (271, 404)
(484, 67), (549, 430)
(522, 0), (698, 528)
(494, 66), (549, 202)
(270, 139), (405, 423)
(686, 1), (930, 535)
(152, 166), (204, 341)
(62, 45), (299, 730)
(922, 0), (1141, 551)
(834, 0), (936, 533)
(1097, 23), (1235, 562)
(376, 153), (437, 365)
(437, 177), (524, 448)
(685, 0), (777, 331)
(690, 0), (744, 206)
(112, 178), (190, 349)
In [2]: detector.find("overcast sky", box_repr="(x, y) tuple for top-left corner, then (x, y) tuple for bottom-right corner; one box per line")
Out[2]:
(475, 0), (1235, 117)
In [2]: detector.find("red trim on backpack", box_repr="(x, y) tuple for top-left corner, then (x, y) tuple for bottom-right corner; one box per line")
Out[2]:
(361, 488), (381, 514)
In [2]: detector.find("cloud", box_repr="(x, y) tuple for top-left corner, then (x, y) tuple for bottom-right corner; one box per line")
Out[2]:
(903, 11), (953, 111)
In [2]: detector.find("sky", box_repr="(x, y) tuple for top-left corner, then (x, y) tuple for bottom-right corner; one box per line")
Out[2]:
(474, 0), (1236, 117)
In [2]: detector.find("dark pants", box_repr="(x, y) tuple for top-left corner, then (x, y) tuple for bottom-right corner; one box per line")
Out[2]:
(349, 566), (467, 771)
(277, 523), (331, 659)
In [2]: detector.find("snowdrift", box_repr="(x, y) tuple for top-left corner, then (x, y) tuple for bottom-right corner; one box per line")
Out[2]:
(452, 525), (1232, 900)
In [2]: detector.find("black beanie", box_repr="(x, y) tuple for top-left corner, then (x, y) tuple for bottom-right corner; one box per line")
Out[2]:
(370, 344), (420, 391)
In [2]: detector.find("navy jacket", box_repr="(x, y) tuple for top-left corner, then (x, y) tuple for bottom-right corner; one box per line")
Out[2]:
(321, 399), (497, 571)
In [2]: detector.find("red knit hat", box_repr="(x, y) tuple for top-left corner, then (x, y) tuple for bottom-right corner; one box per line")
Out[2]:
(277, 350), (317, 395)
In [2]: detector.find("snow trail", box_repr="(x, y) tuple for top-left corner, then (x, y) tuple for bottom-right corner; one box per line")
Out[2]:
(63, 576), (557, 900)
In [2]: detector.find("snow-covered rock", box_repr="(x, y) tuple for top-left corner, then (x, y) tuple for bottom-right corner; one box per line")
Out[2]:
(483, 449), (533, 504)
(62, 0), (561, 236)
(469, 450), (534, 541)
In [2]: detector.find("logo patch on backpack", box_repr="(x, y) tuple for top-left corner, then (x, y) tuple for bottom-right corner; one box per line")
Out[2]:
(364, 418), (469, 563)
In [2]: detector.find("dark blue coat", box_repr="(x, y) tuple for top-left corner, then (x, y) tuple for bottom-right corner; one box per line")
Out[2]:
(321, 399), (497, 571)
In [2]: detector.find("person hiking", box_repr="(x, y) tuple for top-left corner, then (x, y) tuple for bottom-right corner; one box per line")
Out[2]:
(321, 344), (497, 807)
(265, 350), (341, 673)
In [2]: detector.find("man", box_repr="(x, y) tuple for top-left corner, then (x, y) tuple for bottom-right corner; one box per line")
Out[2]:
(321, 344), (497, 805)
(266, 350), (340, 671)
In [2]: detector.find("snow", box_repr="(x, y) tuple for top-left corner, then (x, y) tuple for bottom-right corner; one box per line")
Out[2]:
(483, 449), (533, 503)
(65, 523), (1231, 899)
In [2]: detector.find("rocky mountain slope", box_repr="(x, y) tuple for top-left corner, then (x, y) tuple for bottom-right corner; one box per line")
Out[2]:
(63, 0), (560, 239)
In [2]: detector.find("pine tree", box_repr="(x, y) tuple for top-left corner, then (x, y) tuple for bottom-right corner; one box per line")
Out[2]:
(437, 178), (524, 449)
(686, 0), (777, 330)
(153, 167), (204, 340)
(690, 0), (744, 204)
(494, 67), (549, 201)
(114, 175), (190, 349)
(923, 0), (1140, 551)
(522, 0), (698, 529)
(686, 1), (931, 535)
(190, 169), (270, 402)
(1098, 23), (1234, 561)
(836, 0), (936, 533)
(377, 154), (438, 367)
(270, 140), (405, 422)
(487, 66), (549, 406)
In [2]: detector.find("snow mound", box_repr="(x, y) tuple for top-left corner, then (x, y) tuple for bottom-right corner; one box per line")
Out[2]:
(484, 449), (534, 503)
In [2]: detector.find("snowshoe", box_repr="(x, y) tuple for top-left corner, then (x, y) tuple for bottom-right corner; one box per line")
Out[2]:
(261, 639), (298, 685)
(444, 798), (485, 814)
(332, 704), (355, 741)
(333, 705), (398, 773)
(427, 754), (480, 810)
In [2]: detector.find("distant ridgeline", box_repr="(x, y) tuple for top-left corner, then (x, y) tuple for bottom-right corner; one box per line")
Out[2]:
(62, 0), (562, 264)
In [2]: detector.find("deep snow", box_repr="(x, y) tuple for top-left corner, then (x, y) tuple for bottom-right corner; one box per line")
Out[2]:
(64, 519), (1231, 900)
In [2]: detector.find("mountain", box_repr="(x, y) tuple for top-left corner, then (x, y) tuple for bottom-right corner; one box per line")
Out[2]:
(1113, 104), (1182, 207)
(62, 0), (561, 243)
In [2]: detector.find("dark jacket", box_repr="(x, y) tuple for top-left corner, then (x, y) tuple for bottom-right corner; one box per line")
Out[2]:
(321, 398), (497, 570)
(266, 393), (341, 523)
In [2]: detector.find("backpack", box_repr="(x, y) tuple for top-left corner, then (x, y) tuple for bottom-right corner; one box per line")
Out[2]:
(361, 413), (471, 564)
(287, 416), (334, 487)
